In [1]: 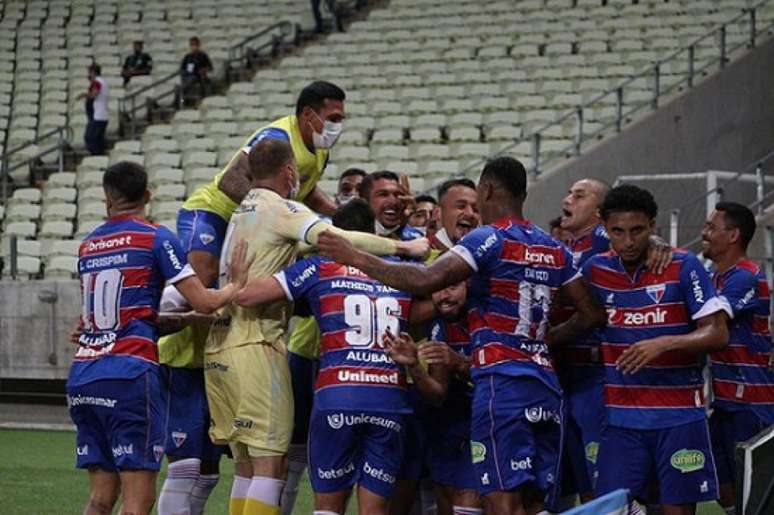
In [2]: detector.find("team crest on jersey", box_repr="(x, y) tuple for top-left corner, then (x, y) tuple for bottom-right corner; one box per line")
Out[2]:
(646, 284), (666, 304)
(172, 431), (187, 448)
(153, 445), (165, 462)
(199, 232), (215, 246)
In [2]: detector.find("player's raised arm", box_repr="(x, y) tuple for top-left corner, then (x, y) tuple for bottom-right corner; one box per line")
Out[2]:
(235, 276), (287, 307)
(216, 151), (253, 204)
(384, 330), (449, 407)
(304, 183), (337, 217)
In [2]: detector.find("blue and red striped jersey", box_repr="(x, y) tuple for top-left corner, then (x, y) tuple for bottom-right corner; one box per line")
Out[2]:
(276, 255), (413, 414)
(428, 316), (473, 421)
(710, 259), (774, 423)
(450, 217), (578, 393)
(69, 215), (194, 387)
(582, 249), (729, 429)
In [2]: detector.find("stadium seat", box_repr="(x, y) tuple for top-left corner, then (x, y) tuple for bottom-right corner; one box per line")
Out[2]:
(44, 255), (78, 279)
(4, 221), (37, 239)
(39, 221), (73, 239)
(1, 256), (41, 279)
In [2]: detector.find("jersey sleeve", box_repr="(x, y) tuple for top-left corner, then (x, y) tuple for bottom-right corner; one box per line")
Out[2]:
(720, 268), (760, 319)
(273, 200), (325, 244)
(679, 253), (731, 320)
(242, 126), (290, 154)
(153, 227), (196, 284)
(273, 256), (322, 301)
(559, 245), (580, 285)
(449, 225), (502, 273)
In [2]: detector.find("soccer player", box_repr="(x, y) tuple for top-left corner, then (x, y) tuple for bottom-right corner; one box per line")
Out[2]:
(407, 194), (439, 236)
(67, 162), (249, 515)
(359, 171), (424, 241)
(701, 202), (774, 515)
(427, 178), (479, 254)
(316, 156), (607, 514)
(583, 185), (730, 515)
(335, 167), (366, 206)
(203, 139), (428, 515)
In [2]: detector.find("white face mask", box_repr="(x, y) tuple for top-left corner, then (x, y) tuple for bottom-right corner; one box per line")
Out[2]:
(336, 193), (356, 206)
(311, 112), (343, 149)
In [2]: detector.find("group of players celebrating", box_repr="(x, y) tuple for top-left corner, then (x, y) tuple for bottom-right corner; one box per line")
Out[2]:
(66, 81), (774, 515)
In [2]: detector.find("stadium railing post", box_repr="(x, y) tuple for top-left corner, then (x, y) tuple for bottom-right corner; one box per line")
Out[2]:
(720, 24), (727, 68)
(669, 209), (679, 247)
(615, 87), (623, 132)
(57, 126), (64, 174)
(532, 132), (541, 176)
(750, 7), (757, 49)
(575, 106), (583, 156)
(688, 45), (695, 88)
(10, 234), (17, 280)
(652, 64), (660, 110)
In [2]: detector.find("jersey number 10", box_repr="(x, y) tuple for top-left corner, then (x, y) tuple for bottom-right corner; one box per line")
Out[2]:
(81, 269), (124, 331)
(343, 294), (400, 348)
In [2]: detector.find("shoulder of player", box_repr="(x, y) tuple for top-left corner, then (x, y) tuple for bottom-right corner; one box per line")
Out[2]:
(736, 258), (762, 276)
(246, 125), (290, 147)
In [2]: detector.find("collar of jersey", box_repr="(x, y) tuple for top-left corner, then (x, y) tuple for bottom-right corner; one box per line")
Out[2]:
(491, 216), (531, 229)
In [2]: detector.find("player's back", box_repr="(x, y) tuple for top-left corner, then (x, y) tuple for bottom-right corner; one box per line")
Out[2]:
(206, 188), (319, 353)
(451, 218), (577, 393)
(71, 216), (191, 386)
(276, 255), (413, 414)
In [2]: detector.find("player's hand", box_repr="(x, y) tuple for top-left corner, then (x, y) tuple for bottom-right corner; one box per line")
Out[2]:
(616, 337), (669, 374)
(645, 235), (672, 275)
(397, 237), (430, 259)
(398, 174), (416, 218)
(419, 342), (468, 374)
(317, 230), (359, 265)
(69, 327), (82, 345)
(383, 330), (419, 366)
(227, 239), (252, 288)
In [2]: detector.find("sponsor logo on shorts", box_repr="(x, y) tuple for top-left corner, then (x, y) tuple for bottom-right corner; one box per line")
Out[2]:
(363, 461), (396, 485)
(471, 441), (486, 464)
(700, 480), (709, 493)
(481, 472), (490, 486)
(325, 413), (402, 432)
(670, 449), (706, 473)
(172, 431), (187, 448)
(67, 394), (117, 408)
(510, 457), (533, 471)
(233, 418), (253, 429)
(204, 361), (229, 372)
(153, 445), (165, 462)
(76, 445), (89, 456)
(199, 232), (215, 246)
(317, 462), (355, 480)
(524, 406), (560, 424)
(585, 441), (599, 464)
(112, 444), (134, 457)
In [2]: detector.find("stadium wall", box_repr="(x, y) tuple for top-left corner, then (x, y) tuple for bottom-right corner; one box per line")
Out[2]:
(0, 280), (80, 379)
(525, 37), (774, 233)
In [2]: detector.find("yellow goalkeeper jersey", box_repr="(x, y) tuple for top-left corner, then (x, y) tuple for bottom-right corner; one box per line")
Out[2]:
(158, 325), (208, 369)
(182, 115), (329, 221)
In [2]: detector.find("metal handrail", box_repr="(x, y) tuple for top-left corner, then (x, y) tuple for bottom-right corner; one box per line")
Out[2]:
(447, 0), (774, 185)
(225, 20), (297, 80)
(118, 69), (181, 138)
(0, 125), (73, 204)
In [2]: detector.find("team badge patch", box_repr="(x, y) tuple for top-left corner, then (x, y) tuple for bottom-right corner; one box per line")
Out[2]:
(153, 445), (165, 462)
(172, 431), (187, 448)
(646, 284), (666, 304)
(199, 233), (215, 246)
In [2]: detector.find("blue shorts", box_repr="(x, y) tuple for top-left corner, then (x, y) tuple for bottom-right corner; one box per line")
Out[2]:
(177, 208), (228, 262)
(710, 407), (767, 485)
(288, 352), (318, 445)
(67, 368), (167, 471)
(398, 413), (429, 481)
(562, 376), (605, 495)
(429, 418), (477, 490)
(595, 419), (719, 505)
(470, 375), (562, 503)
(308, 409), (405, 499)
(163, 366), (226, 462)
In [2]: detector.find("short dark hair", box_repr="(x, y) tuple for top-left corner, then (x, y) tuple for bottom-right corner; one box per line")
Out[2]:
(415, 194), (437, 205)
(296, 81), (346, 116)
(89, 63), (101, 75)
(247, 138), (294, 180)
(332, 199), (375, 233)
(600, 184), (658, 220)
(189, 36), (200, 45)
(479, 156), (527, 200)
(339, 167), (366, 183)
(103, 161), (147, 203)
(716, 201), (756, 249)
(358, 170), (400, 200)
(549, 216), (562, 230)
(438, 178), (476, 201)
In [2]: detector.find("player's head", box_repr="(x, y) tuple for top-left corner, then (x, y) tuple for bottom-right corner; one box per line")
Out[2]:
(477, 156), (527, 224)
(561, 178), (611, 235)
(332, 199), (374, 233)
(702, 201), (756, 262)
(359, 171), (403, 230)
(601, 184), (658, 268)
(88, 63), (101, 80)
(296, 81), (346, 150)
(102, 161), (150, 215)
(247, 138), (299, 199)
(336, 167), (366, 206)
(431, 281), (468, 319)
(189, 36), (201, 52)
(437, 178), (478, 243)
(133, 40), (143, 53)
(408, 194), (437, 233)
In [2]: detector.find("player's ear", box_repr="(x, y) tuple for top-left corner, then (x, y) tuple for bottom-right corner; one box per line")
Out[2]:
(143, 189), (151, 206)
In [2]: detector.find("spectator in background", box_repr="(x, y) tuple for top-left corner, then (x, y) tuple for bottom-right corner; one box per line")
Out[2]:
(121, 40), (153, 86)
(180, 37), (213, 105)
(77, 63), (109, 155)
(311, 0), (343, 33)
(408, 194), (439, 236)
(335, 167), (366, 206)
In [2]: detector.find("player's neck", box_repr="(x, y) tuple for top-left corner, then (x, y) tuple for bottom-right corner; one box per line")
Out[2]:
(108, 205), (145, 219)
(297, 117), (315, 153)
(484, 204), (523, 225)
(569, 219), (599, 239)
(714, 248), (747, 274)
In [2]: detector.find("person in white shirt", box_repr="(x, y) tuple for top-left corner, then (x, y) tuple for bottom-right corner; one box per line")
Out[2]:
(78, 64), (109, 155)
